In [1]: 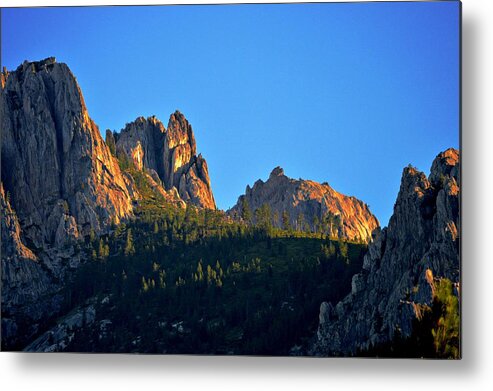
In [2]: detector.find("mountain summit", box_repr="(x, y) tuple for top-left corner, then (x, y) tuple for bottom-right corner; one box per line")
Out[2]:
(228, 167), (379, 243)
(1, 57), (134, 246)
(110, 111), (215, 209)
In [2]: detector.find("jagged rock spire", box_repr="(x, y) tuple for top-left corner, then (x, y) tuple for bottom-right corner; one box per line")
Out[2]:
(115, 111), (216, 209)
(312, 148), (460, 356)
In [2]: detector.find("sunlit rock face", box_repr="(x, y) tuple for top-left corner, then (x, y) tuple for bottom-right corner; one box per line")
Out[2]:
(114, 111), (216, 209)
(0, 57), (134, 246)
(312, 149), (460, 356)
(228, 166), (379, 243)
(0, 58), (136, 349)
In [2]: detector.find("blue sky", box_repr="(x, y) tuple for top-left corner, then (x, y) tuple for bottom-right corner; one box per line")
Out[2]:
(1, 2), (459, 225)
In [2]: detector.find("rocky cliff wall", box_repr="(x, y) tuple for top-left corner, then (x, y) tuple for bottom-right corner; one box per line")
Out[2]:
(1, 57), (134, 249)
(312, 149), (460, 355)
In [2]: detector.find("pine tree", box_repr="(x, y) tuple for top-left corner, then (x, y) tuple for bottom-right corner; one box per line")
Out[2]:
(105, 129), (116, 156)
(431, 278), (460, 358)
(196, 261), (204, 282)
(313, 216), (320, 233)
(89, 228), (96, 243)
(124, 229), (135, 256)
(207, 265), (214, 285)
(339, 240), (348, 260)
(98, 239), (105, 260)
(159, 270), (166, 288)
(282, 210), (291, 232)
(141, 276), (149, 292)
(296, 213), (305, 232)
(241, 197), (252, 223)
(255, 204), (272, 233)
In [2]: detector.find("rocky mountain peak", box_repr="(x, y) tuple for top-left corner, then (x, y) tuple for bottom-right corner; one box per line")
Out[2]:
(228, 168), (379, 242)
(312, 148), (460, 356)
(1, 58), (134, 246)
(114, 111), (215, 209)
(1, 58), (137, 348)
(166, 110), (197, 153)
(429, 148), (459, 186)
(269, 166), (285, 179)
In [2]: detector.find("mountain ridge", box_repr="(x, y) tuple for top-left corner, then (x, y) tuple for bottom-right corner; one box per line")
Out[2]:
(1, 58), (459, 356)
(228, 166), (380, 243)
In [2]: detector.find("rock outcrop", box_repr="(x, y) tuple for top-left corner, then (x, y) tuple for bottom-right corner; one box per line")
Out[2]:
(0, 57), (135, 349)
(23, 299), (97, 353)
(228, 167), (379, 242)
(1, 57), (134, 248)
(112, 112), (215, 209)
(1, 183), (60, 349)
(312, 148), (460, 355)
